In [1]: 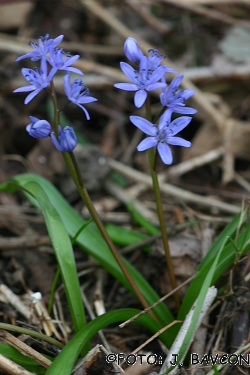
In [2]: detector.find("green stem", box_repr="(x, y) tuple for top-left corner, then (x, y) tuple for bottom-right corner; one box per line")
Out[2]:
(145, 97), (180, 311)
(49, 84), (158, 323)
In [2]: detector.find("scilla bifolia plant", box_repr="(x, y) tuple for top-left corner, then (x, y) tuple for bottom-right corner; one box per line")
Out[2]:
(14, 34), (158, 320)
(115, 37), (197, 309)
(0, 34), (249, 375)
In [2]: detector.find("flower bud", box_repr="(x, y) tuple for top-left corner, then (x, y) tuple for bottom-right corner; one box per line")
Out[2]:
(26, 116), (52, 138)
(50, 125), (77, 152)
(124, 37), (143, 61)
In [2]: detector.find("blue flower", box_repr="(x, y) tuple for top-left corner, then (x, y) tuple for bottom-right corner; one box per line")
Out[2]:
(26, 116), (52, 138)
(13, 58), (55, 104)
(114, 56), (166, 108)
(160, 75), (197, 115)
(50, 125), (77, 152)
(48, 47), (83, 76)
(16, 34), (64, 62)
(124, 37), (144, 61)
(63, 73), (97, 120)
(130, 110), (192, 164)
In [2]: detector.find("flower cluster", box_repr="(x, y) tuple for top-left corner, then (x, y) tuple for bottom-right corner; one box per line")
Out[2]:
(114, 37), (197, 164)
(14, 34), (97, 152)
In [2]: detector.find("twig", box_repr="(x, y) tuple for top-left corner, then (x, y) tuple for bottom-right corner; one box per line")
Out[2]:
(0, 354), (36, 375)
(161, 0), (250, 30)
(0, 329), (52, 369)
(119, 275), (195, 328)
(165, 147), (224, 179)
(0, 235), (51, 250)
(125, 0), (171, 34)
(108, 158), (240, 214)
(234, 172), (250, 194)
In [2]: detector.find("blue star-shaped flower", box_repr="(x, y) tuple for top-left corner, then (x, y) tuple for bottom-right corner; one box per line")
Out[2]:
(64, 73), (97, 120)
(114, 56), (167, 108)
(13, 58), (56, 104)
(130, 109), (192, 164)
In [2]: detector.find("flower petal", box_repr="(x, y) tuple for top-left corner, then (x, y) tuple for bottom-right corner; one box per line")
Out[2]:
(77, 96), (98, 104)
(13, 85), (36, 93)
(114, 83), (138, 91)
(168, 75), (183, 93)
(130, 116), (157, 136)
(169, 116), (192, 136)
(76, 103), (90, 120)
(51, 132), (63, 151)
(137, 137), (158, 151)
(147, 82), (166, 91)
(157, 143), (173, 164)
(24, 88), (42, 104)
(159, 109), (172, 130)
(120, 62), (137, 82)
(63, 73), (71, 96)
(134, 89), (147, 108)
(65, 67), (84, 75)
(172, 106), (197, 115)
(167, 137), (191, 147)
(149, 65), (166, 83)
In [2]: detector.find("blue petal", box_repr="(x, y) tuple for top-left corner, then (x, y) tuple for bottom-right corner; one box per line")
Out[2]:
(159, 109), (172, 130)
(64, 55), (80, 67)
(120, 62), (137, 83)
(149, 65), (166, 83)
(63, 73), (71, 97)
(13, 86), (36, 93)
(134, 89), (147, 108)
(137, 137), (158, 151)
(169, 116), (192, 136)
(51, 132), (64, 151)
(147, 82), (166, 91)
(180, 89), (196, 101)
(114, 83), (138, 91)
(29, 116), (40, 123)
(168, 75), (183, 93)
(65, 67), (84, 75)
(24, 88), (42, 104)
(130, 116), (157, 136)
(157, 143), (173, 164)
(167, 137), (191, 147)
(173, 106), (197, 115)
(53, 35), (64, 46)
(77, 96), (98, 104)
(76, 103), (91, 120)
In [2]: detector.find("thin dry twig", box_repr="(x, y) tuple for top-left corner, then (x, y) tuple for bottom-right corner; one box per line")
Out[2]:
(120, 275), (194, 328)
(108, 158), (240, 214)
(0, 329), (52, 369)
(164, 147), (224, 179)
(0, 353), (36, 375)
(161, 0), (250, 30)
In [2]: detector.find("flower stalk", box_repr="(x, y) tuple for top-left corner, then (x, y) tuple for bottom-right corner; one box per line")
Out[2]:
(145, 97), (180, 311)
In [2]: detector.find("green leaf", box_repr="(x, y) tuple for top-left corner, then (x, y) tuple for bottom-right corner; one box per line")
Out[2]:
(45, 308), (171, 375)
(178, 211), (250, 320)
(168, 237), (228, 372)
(1, 181), (87, 341)
(127, 201), (160, 235)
